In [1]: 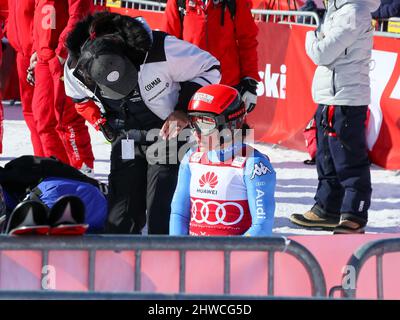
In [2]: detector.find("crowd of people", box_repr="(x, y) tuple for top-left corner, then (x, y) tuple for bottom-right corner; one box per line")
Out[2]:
(0, 0), (393, 236)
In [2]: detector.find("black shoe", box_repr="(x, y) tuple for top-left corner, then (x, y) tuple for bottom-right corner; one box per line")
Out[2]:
(333, 214), (367, 234)
(290, 204), (340, 230)
(303, 158), (316, 165)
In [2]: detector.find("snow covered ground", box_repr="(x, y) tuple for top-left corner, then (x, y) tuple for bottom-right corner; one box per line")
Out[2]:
(2, 105), (399, 235)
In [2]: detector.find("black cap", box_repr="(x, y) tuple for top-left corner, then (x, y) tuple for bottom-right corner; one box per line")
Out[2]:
(88, 53), (138, 100)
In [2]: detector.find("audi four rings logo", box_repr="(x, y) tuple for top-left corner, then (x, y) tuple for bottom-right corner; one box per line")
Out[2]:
(191, 200), (244, 226)
(199, 172), (218, 188)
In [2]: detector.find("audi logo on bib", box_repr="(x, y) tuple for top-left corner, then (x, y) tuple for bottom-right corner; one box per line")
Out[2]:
(189, 198), (251, 236)
(191, 199), (244, 225)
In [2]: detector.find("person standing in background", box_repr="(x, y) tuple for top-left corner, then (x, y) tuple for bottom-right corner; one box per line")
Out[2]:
(6, 0), (44, 157)
(162, 0), (260, 114)
(29, 0), (95, 173)
(290, 0), (380, 234)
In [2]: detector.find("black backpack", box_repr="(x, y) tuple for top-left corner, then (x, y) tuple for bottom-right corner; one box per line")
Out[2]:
(0, 156), (103, 198)
(177, 0), (236, 26)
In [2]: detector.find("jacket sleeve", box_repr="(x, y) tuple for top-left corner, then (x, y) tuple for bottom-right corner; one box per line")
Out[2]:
(64, 61), (104, 130)
(235, 0), (261, 81)
(64, 61), (90, 101)
(170, 152), (192, 235)
(75, 100), (105, 131)
(165, 35), (221, 110)
(372, 1), (400, 19)
(161, 0), (182, 38)
(55, 0), (93, 60)
(305, 5), (371, 66)
(243, 152), (276, 237)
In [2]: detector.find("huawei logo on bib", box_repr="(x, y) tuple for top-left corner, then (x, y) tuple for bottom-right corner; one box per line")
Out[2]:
(199, 172), (218, 189)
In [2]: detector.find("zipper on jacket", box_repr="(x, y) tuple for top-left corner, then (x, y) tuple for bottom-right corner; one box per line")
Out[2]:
(344, 48), (348, 55)
(332, 68), (336, 95)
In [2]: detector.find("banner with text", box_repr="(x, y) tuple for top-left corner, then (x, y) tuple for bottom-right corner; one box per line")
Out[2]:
(247, 23), (400, 169)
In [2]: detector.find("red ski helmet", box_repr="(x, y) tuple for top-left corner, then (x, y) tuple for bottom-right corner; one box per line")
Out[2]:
(188, 84), (246, 135)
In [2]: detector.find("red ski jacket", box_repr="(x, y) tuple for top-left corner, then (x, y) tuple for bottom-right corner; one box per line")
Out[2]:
(0, 0), (7, 24)
(6, 0), (35, 57)
(162, 0), (260, 86)
(0, 0), (7, 61)
(33, 0), (93, 62)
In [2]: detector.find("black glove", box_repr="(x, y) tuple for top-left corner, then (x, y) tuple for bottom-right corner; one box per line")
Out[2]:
(237, 77), (258, 113)
(99, 122), (118, 143)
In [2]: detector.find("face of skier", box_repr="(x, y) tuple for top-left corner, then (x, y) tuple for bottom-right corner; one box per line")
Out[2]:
(190, 116), (245, 152)
(190, 115), (219, 137)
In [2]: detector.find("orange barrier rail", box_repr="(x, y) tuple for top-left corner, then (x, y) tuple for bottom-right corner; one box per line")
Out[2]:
(1, 234), (400, 299)
(0, 235), (327, 298)
(330, 238), (400, 299)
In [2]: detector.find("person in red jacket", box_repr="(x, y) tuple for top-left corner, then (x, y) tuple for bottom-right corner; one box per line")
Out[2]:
(30, 0), (94, 172)
(162, 0), (260, 113)
(6, 0), (44, 157)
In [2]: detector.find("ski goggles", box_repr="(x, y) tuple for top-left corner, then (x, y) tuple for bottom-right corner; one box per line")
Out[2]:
(189, 108), (246, 136)
(189, 115), (221, 136)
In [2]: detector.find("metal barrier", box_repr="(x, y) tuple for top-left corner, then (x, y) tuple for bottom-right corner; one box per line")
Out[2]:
(93, 1), (320, 26)
(94, 0), (166, 11)
(0, 291), (325, 300)
(0, 235), (327, 299)
(329, 238), (400, 299)
(93, 1), (400, 39)
(251, 9), (320, 27)
(93, 1), (400, 38)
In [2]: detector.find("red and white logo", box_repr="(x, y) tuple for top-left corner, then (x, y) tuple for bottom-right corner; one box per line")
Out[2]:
(199, 172), (218, 189)
(191, 199), (244, 226)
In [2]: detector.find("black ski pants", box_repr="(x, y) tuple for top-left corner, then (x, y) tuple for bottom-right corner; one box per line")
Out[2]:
(314, 104), (372, 224)
(106, 135), (179, 234)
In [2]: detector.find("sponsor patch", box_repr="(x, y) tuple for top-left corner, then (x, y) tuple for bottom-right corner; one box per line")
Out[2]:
(250, 162), (272, 180)
(193, 92), (214, 104)
(145, 77), (161, 91)
(255, 189), (267, 219)
(231, 156), (247, 168)
(199, 172), (218, 189)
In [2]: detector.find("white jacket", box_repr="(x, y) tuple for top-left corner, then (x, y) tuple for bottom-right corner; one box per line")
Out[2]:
(64, 32), (221, 121)
(305, 0), (380, 106)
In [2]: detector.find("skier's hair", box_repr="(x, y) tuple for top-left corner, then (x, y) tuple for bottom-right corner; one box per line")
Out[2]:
(66, 11), (152, 66)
